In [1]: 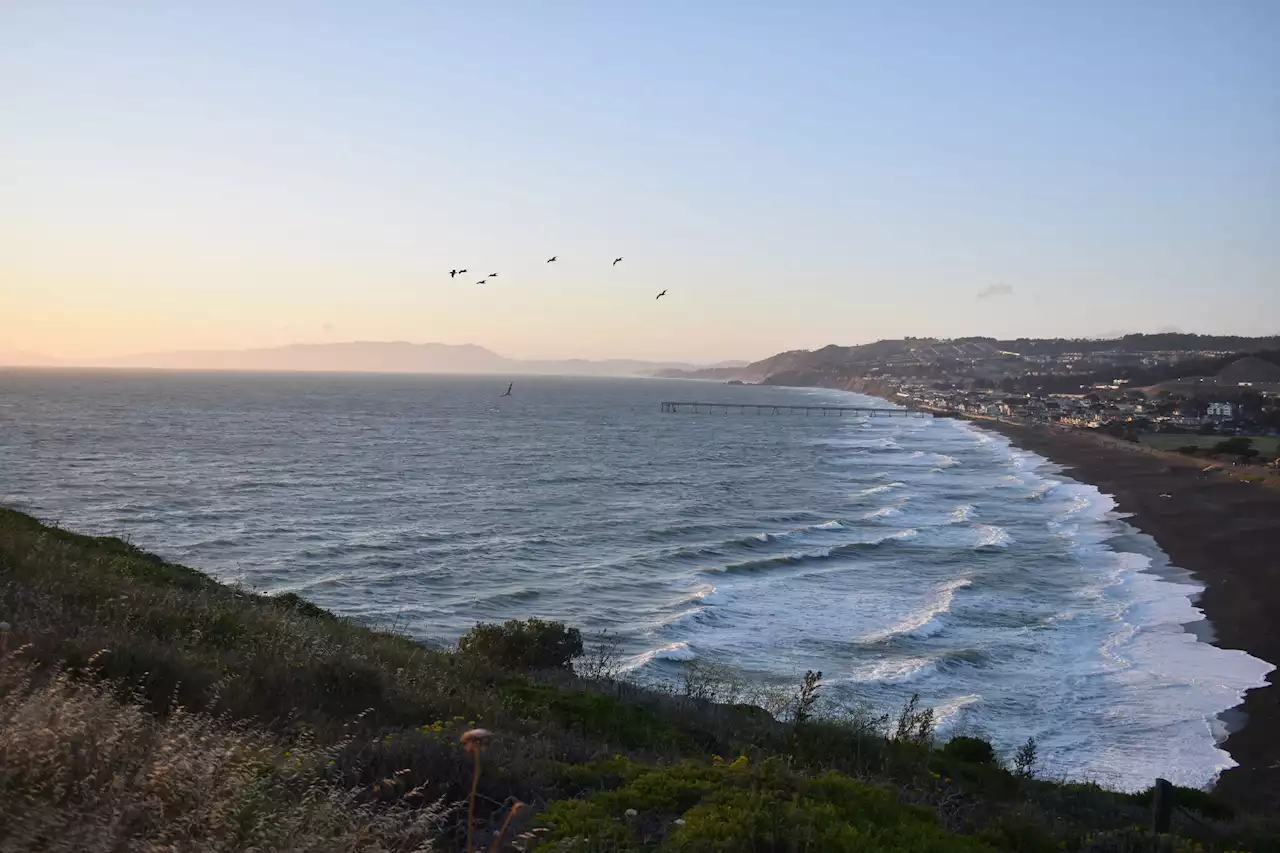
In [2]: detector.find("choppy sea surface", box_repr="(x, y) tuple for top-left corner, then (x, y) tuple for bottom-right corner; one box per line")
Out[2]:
(1, 369), (1271, 790)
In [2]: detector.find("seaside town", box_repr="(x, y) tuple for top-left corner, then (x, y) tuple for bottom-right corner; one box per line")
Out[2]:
(669, 334), (1280, 470)
(893, 348), (1280, 467)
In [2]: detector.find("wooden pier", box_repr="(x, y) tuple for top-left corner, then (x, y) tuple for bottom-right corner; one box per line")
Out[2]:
(660, 401), (926, 417)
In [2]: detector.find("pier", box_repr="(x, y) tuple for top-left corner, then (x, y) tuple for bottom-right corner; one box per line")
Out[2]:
(660, 401), (927, 416)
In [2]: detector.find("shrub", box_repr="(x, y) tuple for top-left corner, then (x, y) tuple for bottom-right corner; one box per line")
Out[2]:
(942, 735), (999, 766)
(457, 618), (583, 671)
(1129, 783), (1235, 822)
(500, 681), (693, 751)
(892, 693), (935, 746)
(1212, 436), (1254, 457)
(679, 658), (746, 703)
(538, 759), (997, 852)
(575, 628), (624, 681)
(1013, 736), (1038, 778)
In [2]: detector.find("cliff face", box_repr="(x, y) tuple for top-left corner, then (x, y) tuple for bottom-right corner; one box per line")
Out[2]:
(759, 370), (899, 400)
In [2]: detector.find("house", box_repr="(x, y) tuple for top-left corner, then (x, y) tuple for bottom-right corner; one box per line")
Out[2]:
(1207, 402), (1235, 419)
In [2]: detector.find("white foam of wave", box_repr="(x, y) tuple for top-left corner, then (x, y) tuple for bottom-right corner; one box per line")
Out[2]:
(858, 576), (971, 643)
(851, 482), (905, 498)
(949, 504), (976, 523)
(863, 504), (904, 520)
(934, 694), (983, 731)
(691, 584), (727, 605)
(749, 520), (844, 544)
(825, 436), (901, 450)
(624, 641), (697, 671)
(846, 656), (935, 684)
(873, 528), (919, 544)
(973, 525), (1014, 549)
(1025, 480), (1058, 500)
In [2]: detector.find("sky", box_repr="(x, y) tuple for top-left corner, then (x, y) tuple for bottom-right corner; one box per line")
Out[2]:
(2, 1), (1277, 364)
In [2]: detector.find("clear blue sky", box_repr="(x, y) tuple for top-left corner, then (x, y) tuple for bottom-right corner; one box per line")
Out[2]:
(2, 1), (1277, 362)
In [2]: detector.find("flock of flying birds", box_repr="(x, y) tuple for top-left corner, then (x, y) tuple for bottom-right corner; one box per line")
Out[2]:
(448, 256), (667, 300)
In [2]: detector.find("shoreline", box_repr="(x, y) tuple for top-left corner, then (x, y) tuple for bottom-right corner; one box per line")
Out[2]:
(947, 414), (1280, 810)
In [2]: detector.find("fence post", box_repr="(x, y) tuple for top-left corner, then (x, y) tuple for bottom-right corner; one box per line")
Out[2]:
(1151, 777), (1174, 835)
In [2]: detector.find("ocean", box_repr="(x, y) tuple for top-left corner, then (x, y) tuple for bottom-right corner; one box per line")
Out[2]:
(1, 369), (1271, 790)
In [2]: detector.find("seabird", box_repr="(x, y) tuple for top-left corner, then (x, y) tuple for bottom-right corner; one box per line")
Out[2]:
(449, 269), (458, 278)
(547, 256), (557, 263)
(458, 269), (468, 274)
(488, 273), (498, 278)
(501, 382), (513, 397)
(613, 257), (623, 266)
(655, 289), (667, 299)
(475, 280), (486, 285)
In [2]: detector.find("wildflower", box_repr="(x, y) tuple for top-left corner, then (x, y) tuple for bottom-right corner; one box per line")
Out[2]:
(460, 728), (492, 754)
(489, 801), (524, 853)
(460, 729), (493, 853)
(624, 808), (638, 818)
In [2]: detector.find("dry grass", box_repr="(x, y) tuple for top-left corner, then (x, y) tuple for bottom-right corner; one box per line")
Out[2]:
(0, 657), (450, 852)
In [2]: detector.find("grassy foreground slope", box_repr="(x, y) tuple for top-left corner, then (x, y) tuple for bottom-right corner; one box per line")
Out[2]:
(0, 507), (1275, 852)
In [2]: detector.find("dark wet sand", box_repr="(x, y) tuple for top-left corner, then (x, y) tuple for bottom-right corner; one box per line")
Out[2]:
(956, 417), (1280, 809)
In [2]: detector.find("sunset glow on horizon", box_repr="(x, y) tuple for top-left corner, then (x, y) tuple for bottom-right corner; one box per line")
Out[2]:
(3, 1), (1277, 364)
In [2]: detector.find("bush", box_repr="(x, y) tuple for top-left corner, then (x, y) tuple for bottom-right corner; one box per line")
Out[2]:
(538, 759), (997, 852)
(1212, 436), (1253, 456)
(942, 736), (1000, 766)
(1129, 783), (1235, 822)
(1013, 736), (1038, 778)
(457, 618), (583, 671)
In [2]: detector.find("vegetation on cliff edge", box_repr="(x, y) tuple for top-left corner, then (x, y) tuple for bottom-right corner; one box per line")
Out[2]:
(1, 507), (1275, 852)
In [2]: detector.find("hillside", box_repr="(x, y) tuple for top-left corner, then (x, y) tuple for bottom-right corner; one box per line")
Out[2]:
(659, 335), (1280, 388)
(1216, 356), (1280, 384)
(1, 507), (1276, 851)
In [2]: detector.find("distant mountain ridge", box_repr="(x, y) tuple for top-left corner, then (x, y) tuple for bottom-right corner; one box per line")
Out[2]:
(22, 341), (734, 377)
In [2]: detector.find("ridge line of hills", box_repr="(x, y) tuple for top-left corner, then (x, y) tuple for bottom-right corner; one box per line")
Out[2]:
(0, 341), (747, 377)
(657, 333), (1280, 385)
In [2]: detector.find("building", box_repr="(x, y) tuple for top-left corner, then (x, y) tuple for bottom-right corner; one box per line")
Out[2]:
(1207, 402), (1235, 419)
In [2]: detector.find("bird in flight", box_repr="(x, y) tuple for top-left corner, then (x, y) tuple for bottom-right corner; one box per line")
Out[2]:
(458, 269), (468, 274)
(656, 289), (667, 299)
(475, 279), (486, 285)
(501, 382), (513, 397)
(613, 257), (623, 266)
(449, 269), (458, 278)
(547, 256), (557, 263)
(488, 273), (498, 278)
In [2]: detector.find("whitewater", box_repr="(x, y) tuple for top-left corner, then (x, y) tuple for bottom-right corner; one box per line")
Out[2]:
(0, 370), (1270, 791)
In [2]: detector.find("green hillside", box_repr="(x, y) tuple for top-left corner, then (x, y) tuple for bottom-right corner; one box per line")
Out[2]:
(1, 507), (1275, 852)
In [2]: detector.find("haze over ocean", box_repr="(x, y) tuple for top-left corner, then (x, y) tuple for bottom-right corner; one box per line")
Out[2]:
(1, 370), (1269, 790)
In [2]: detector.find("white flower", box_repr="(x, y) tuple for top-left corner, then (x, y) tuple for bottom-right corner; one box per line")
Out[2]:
(624, 808), (638, 818)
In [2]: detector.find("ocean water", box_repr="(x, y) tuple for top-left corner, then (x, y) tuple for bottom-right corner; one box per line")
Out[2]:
(1, 369), (1271, 790)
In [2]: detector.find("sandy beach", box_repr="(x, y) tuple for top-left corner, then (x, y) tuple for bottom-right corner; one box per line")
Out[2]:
(956, 417), (1280, 809)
